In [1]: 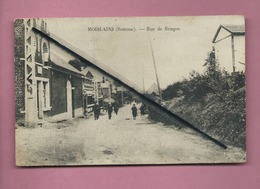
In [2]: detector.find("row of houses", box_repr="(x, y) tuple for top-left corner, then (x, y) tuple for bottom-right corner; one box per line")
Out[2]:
(15, 18), (119, 126)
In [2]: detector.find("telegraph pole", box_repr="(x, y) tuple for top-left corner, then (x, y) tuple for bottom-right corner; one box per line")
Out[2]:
(149, 36), (162, 102)
(121, 87), (124, 106)
(142, 77), (145, 93)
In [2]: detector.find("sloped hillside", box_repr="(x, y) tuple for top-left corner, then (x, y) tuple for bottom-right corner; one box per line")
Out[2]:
(150, 59), (245, 150)
(165, 85), (246, 150)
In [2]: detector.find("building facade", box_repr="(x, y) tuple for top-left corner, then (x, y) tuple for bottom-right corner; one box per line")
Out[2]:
(212, 24), (245, 73)
(15, 19), (93, 126)
(14, 18), (130, 126)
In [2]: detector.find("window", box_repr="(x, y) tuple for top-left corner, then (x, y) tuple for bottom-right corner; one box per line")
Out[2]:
(36, 79), (50, 119)
(41, 21), (44, 31)
(43, 82), (47, 108)
(43, 81), (50, 109)
(42, 42), (49, 65)
(37, 79), (50, 112)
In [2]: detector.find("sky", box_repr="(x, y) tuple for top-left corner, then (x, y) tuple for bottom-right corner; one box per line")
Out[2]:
(46, 16), (244, 90)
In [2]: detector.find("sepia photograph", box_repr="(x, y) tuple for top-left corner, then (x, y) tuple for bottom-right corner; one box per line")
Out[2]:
(14, 16), (246, 166)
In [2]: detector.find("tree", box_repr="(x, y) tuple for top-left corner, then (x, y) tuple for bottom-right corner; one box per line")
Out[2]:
(203, 47), (218, 74)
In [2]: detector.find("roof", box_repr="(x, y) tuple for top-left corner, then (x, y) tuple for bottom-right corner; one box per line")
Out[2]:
(86, 71), (94, 79)
(212, 24), (245, 43)
(222, 25), (245, 34)
(50, 52), (83, 75)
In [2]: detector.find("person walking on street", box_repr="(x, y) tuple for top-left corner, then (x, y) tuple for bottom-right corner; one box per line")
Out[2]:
(131, 104), (137, 120)
(140, 104), (145, 116)
(93, 103), (100, 120)
(107, 103), (113, 119)
(114, 103), (119, 115)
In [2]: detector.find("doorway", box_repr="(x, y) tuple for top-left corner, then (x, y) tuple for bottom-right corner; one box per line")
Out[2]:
(66, 80), (73, 118)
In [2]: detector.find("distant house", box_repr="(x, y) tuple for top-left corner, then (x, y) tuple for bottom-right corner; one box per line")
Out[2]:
(82, 70), (96, 115)
(146, 83), (162, 104)
(212, 24), (245, 73)
(147, 83), (159, 96)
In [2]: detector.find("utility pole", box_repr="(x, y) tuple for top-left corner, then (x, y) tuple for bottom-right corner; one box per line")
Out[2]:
(149, 36), (162, 102)
(142, 77), (145, 93)
(121, 87), (124, 106)
(95, 81), (99, 104)
(231, 35), (236, 73)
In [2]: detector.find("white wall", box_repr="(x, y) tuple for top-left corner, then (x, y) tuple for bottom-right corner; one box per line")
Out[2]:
(215, 36), (233, 72)
(234, 35), (245, 72)
(214, 28), (245, 73)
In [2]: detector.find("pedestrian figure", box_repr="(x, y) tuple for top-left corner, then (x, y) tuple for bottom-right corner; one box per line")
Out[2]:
(103, 103), (108, 112)
(140, 104), (145, 116)
(107, 103), (113, 119)
(114, 103), (119, 115)
(131, 104), (137, 120)
(93, 103), (100, 120)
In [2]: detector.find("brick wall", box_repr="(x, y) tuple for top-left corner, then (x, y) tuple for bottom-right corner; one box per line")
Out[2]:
(14, 19), (25, 119)
(50, 70), (67, 116)
(50, 71), (83, 117)
(72, 76), (83, 109)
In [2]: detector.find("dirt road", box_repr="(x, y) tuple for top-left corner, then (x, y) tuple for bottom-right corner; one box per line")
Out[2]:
(16, 105), (245, 166)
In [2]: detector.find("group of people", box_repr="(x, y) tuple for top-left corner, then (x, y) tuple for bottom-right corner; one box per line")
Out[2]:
(92, 103), (119, 120)
(92, 102), (146, 121)
(131, 103), (146, 120)
(107, 103), (119, 119)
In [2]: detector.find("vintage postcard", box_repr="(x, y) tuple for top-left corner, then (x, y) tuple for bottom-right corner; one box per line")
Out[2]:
(14, 16), (246, 166)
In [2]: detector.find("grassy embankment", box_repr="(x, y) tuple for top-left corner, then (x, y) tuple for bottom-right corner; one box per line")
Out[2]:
(150, 63), (246, 150)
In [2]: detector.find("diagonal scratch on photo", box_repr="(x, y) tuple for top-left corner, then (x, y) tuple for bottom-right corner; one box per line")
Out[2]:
(14, 16), (246, 166)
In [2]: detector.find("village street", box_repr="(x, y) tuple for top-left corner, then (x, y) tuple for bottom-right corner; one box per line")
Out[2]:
(16, 104), (245, 166)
